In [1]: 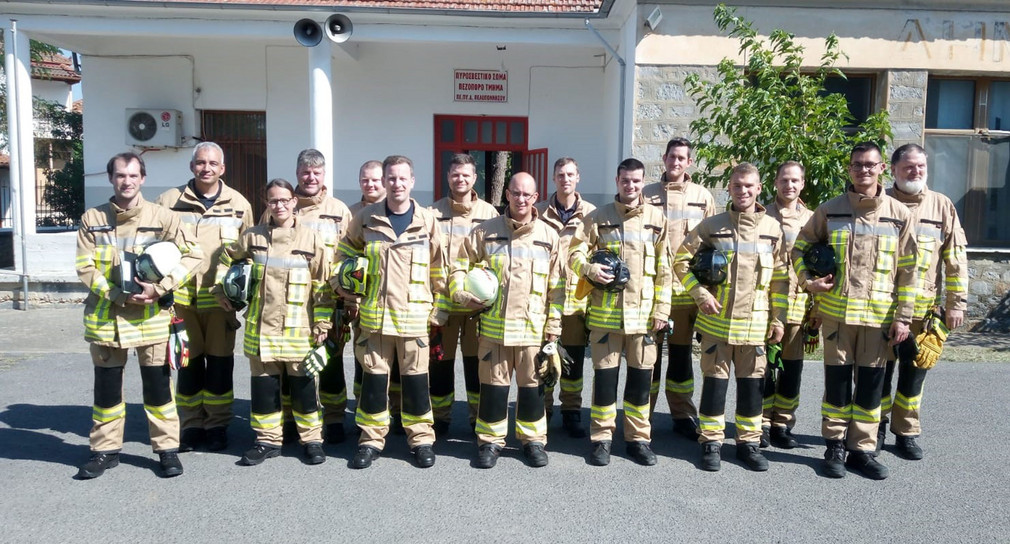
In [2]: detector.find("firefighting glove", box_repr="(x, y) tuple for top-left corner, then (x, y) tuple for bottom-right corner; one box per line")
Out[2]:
(303, 344), (328, 377)
(556, 344), (575, 376)
(536, 341), (563, 388)
(802, 323), (820, 354)
(167, 315), (190, 371)
(766, 342), (784, 376)
(913, 317), (949, 370)
(430, 326), (445, 362)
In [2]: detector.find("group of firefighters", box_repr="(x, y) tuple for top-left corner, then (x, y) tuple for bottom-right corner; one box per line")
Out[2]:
(73, 136), (966, 481)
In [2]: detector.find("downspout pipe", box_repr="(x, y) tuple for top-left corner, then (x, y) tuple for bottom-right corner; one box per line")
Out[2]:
(585, 18), (626, 162)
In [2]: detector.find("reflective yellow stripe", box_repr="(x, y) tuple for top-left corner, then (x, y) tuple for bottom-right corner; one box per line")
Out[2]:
(881, 393), (893, 413)
(320, 391), (347, 406)
(591, 403), (617, 421)
(466, 391), (479, 407)
(203, 391), (233, 406)
(852, 404), (881, 423)
(560, 378), (583, 393)
(175, 391), (204, 408)
(515, 416), (547, 438)
(93, 402), (126, 423)
(293, 409), (322, 428)
(699, 413), (725, 432)
(251, 411), (283, 429)
(401, 410), (434, 427)
(355, 408), (390, 427)
(773, 394), (800, 411)
(144, 402), (178, 420)
(735, 413), (762, 432)
(430, 394), (453, 410)
(821, 401), (852, 420)
(476, 417), (508, 438)
(623, 400), (650, 421)
(894, 392), (921, 411)
(665, 378), (693, 395)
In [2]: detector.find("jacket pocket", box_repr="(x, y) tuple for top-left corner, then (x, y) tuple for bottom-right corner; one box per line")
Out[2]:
(287, 268), (310, 304)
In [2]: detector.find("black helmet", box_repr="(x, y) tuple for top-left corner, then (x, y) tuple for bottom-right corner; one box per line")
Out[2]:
(222, 262), (253, 311)
(803, 243), (836, 278)
(587, 249), (631, 291)
(689, 247), (729, 286)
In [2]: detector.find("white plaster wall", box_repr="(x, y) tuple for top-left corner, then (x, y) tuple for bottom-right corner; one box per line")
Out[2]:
(32, 79), (72, 109)
(81, 38), (611, 209)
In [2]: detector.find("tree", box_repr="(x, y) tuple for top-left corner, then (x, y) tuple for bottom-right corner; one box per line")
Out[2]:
(35, 99), (83, 227)
(0, 36), (61, 149)
(685, 4), (893, 207)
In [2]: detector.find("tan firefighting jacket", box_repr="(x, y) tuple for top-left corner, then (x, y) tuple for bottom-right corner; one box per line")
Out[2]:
(430, 190), (499, 315)
(643, 173), (718, 309)
(155, 180), (253, 310)
(766, 200), (814, 325)
(569, 196), (672, 334)
(449, 208), (564, 346)
(76, 197), (203, 348)
(674, 203), (790, 345)
(886, 186), (968, 319)
(794, 184), (917, 327)
(215, 217), (333, 362)
(335, 199), (448, 337)
(535, 192), (597, 317)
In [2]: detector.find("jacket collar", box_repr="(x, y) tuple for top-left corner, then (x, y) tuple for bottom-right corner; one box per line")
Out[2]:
(504, 206), (539, 235)
(614, 194), (646, 218)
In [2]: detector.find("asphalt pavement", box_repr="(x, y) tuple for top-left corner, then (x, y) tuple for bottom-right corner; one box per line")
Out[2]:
(1, 305), (1009, 543)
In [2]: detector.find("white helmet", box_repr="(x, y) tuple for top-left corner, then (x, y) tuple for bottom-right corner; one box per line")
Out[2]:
(135, 241), (182, 283)
(463, 267), (499, 307)
(222, 262), (253, 311)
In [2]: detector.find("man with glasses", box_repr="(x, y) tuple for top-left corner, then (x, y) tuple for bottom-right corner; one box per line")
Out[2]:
(570, 158), (671, 466)
(535, 157), (596, 438)
(793, 141), (917, 480)
(156, 142), (253, 453)
(880, 143), (968, 460)
(450, 172), (563, 468)
(429, 153), (499, 435)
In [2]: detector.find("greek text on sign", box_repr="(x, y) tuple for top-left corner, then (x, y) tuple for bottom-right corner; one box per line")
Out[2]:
(454, 69), (508, 103)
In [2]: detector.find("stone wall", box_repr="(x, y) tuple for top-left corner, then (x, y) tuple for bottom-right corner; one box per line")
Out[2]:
(885, 69), (928, 150)
(968, 252), (1010, 332)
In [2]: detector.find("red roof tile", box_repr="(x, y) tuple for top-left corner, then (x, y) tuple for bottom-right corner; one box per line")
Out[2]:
(32, 53), (81, 84)
(127, 0), (603, 14)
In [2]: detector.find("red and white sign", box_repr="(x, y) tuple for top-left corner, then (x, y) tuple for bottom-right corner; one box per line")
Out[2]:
(454, 69), (508, 103)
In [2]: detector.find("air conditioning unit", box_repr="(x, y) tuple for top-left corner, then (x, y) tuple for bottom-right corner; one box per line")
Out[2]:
(125, 108), (183, 147)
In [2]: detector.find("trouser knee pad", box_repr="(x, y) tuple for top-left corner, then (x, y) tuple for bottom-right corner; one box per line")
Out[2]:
(625, 367), (652, 406)
(400, 373), (431, 417)
(139, 365), (173, 407)
(94, 366), (125, 408)
(592, 367), (620, 407)
(358, 373), (389, 415)
(250, 375), (282, 414)
(699, 376), (729, 417)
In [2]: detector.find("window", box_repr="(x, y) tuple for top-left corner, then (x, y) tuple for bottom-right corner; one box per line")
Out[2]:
(822, 74), (876, 128)
(432, 115), (536, 204)
(924, 77), (1010, 247)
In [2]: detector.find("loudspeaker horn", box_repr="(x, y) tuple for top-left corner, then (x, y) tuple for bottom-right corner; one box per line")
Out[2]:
(324, 14), (353, 44)
(294, 18), (323, 47)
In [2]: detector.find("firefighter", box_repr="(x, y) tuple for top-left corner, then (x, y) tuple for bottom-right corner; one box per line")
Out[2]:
(881, 143), (967, 460)
(570, 158), (671, 467)
(450, 172), (564, 468)
(76, 152), (203, 479)
(429, 153), (499, 435)
(674, 163), (789, 472)
(334, 155), (447, 469)
(643, 138), (717, 440)
(215, 178), (334, 466)
(760, 161), (814, 450)
(535, 157), (596, 438)
(155, 141), (253, 453)
(794, 141), (917, 480)
(270, 149), (354, 445)
(347, 160), (396, 429)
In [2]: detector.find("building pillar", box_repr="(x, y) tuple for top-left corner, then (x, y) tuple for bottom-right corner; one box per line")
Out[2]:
(3, 22), (38, 269)
(309, 43), (334, 192)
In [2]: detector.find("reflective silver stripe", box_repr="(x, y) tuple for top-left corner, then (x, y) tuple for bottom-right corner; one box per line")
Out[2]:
(620, 230), (656, 243)
(301, 221), (340, 234)
(666, 208), (705, 221)
(251, 254), (309, 269)
(179, 215), (244, 228)
(782, 231), (798, 244)
(710, 239), (774, 254)
(440, 223), (474, 238)
(486, 243), (550, 261)
(916, 224), (943, 241)
(827, 219), (900, 237)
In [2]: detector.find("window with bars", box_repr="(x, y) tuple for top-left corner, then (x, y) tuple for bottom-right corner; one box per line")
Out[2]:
(200, 111), (268, 216)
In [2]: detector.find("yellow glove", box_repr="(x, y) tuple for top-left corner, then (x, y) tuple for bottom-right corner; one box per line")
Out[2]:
(913, 317), (949, 370)
(802, 323), (820, 354)
(302, 344), (329, 376)
(536, 342), (563, 387)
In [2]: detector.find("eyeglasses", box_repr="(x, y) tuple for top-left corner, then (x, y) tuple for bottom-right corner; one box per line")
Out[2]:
(267, 198), (295, 208)
(509, 191), (537, 202)
(849, 162), (882, 171)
